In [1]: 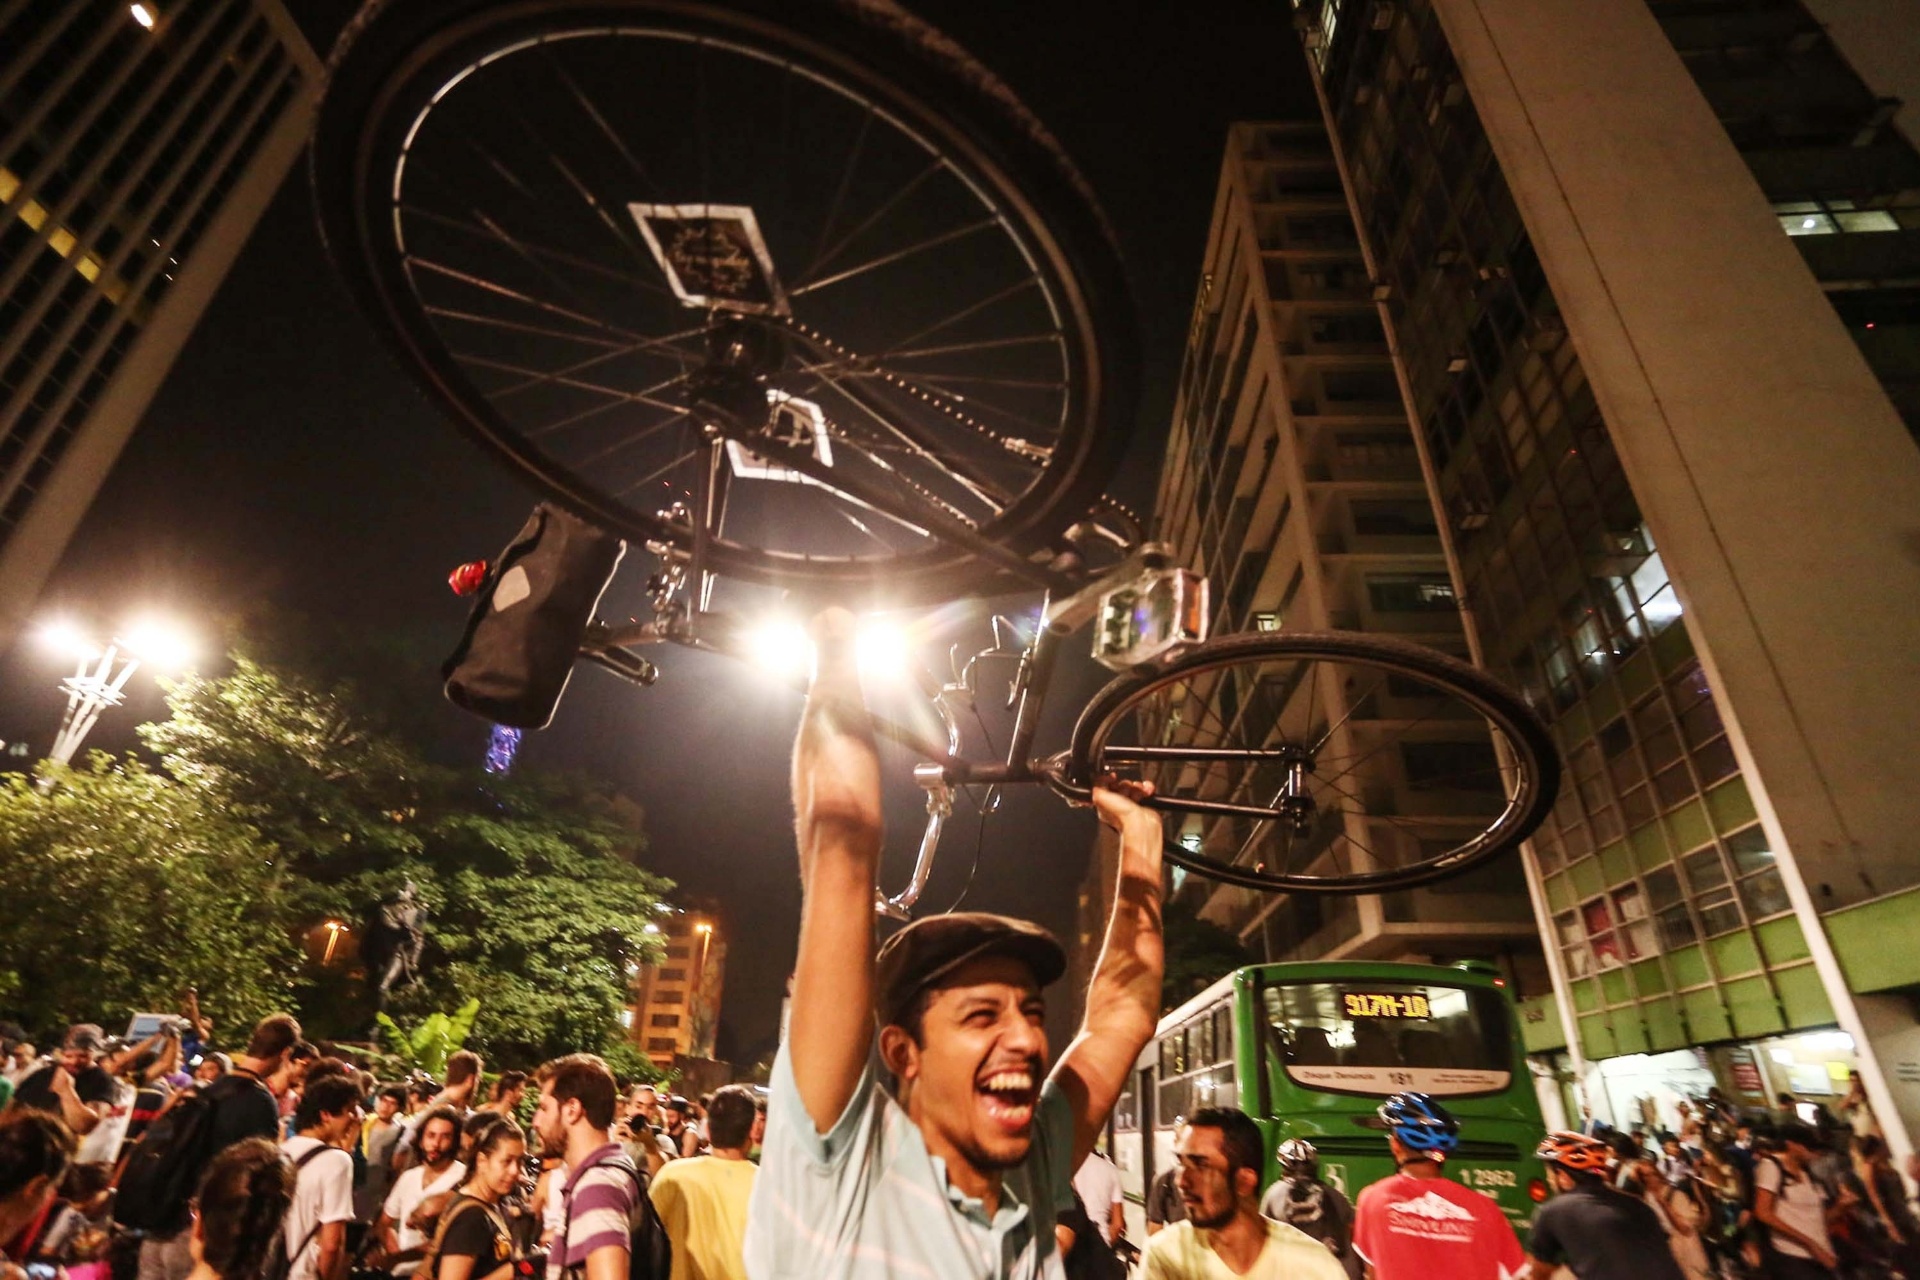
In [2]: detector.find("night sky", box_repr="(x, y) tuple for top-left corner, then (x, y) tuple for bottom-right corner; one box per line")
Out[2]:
(0, 2), (1313, 1063)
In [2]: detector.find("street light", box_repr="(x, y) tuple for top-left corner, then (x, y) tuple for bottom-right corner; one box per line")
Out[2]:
(320, 919), (348, 965)
(37, 615), (196, 767)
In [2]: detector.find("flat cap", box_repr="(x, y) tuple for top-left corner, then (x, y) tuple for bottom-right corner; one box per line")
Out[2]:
(63, 1024), (104, 1053)
(875, 912), (1066, 1029)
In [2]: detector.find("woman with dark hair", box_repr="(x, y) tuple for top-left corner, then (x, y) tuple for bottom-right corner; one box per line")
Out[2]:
(419, 1117), (524, 1280)
(188, 1138), (295, 1280)
(0, 1109), (77, 1274)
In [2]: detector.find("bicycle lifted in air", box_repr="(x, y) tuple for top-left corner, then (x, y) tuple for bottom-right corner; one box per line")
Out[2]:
(311, 0), (1560, 914)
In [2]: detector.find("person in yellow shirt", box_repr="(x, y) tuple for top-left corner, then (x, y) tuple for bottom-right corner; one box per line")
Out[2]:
(647, 1085), (758, 1280)
(1143, 1108), (1349, 1280)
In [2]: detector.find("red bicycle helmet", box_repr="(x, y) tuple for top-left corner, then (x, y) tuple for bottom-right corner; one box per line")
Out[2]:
(1536, 1131), (1616, 1175)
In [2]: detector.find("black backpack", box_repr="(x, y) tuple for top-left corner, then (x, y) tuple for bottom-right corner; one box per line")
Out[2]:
(115, 1089), (220, 1233)
(559, 1150), (670, 1280)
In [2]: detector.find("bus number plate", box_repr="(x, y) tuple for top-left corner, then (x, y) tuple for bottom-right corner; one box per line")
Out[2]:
(1461, 1168), (1516, 1189)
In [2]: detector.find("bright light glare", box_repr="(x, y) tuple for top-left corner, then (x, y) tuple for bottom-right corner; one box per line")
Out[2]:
(130, 3), (155, 29)
(855, 622), (909, 681)
(122, 618), (196, 669)
(744, 620), (813, 679)
(36, 619), (99, 663)
(743, 617), (915, 681)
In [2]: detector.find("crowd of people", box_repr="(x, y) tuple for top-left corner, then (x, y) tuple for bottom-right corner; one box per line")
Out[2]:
(3, 608), (1919, 1280)
(0, 1015), (767, 1280)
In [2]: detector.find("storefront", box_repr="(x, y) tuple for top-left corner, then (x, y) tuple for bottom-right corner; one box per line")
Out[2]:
(1558, 1026), (1863, 1136)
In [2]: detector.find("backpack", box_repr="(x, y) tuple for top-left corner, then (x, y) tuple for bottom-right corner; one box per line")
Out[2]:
(416, 1197), (513, 1280)
(114, 1089), (221, 1233)
(259, 1145), (343, 1280)
(559, 1150), (670, 1280)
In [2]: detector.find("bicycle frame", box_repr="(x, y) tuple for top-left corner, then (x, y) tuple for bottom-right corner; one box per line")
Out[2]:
(586, 540), (1193, 918)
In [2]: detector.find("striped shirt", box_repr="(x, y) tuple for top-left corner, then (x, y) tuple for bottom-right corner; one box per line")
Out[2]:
(744, 1046), (1074, 1280)
(549, 1144), (637, 1280)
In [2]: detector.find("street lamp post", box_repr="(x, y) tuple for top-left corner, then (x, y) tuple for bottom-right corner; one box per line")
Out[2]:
(36, 617), (196, 770)
(49, 642), (143, 767)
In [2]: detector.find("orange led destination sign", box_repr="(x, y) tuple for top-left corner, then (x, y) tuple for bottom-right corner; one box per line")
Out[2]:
(1341, 991), (1432, 1019)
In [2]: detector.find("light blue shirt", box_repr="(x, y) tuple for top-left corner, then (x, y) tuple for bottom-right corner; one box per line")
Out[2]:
(744, 1045), (1075, 1280)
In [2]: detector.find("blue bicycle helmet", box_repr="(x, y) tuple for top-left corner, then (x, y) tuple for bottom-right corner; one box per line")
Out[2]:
(1366, 1091), (1460, 1156)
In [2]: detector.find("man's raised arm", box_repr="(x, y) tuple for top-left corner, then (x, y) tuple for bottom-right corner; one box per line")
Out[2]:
(788, 607), (885, 1136)
(1053, 780), (1164, 1167)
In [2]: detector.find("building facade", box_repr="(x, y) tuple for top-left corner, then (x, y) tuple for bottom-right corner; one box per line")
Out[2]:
(1286, 0), (1920, 1148)
(627, 903), (726, 1070)
(0, 0), (320, 648)
(1085, 120), (1545, 1005)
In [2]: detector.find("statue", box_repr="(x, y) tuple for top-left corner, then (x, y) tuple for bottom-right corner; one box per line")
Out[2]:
(365, 881), (428, 1007)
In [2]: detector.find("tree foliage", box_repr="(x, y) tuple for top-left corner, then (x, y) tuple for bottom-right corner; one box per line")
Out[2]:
(0, 760), (300, 1037)
(0, 652), (669, 1070)
(375, 999), (481, 1077)
(1161, 896), (1254, 1014)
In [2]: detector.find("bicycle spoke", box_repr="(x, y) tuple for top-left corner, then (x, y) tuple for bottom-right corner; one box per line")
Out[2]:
(404, 205), (672, 297)
(878, 277), (1045, 358)
(578, 409), (692, 466)
(790, 217), (1000, 298)
(888, 333), (1065, 361)
(423, 305), (632, 352)
(541, 44), (659, 198)
(491, 330), (702, 399)
(1309, 670), (1388, 755)
(881, 369), (1066, 393)
(805, 102), (875, 282)
(806, 364), (1010, 515)
(614, 426), (700, 496)
(407, 257), (670, 349)
(523, 372), (691, 438)
(452, 351), (686, 416)
(1314, 701), (1454, 792)
(805, 157), (947, 285)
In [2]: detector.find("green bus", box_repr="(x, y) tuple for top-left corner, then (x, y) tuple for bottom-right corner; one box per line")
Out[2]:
(1112, 960), (1550, 1239)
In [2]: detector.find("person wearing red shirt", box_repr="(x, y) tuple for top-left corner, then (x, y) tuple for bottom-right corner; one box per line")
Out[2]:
(1351, 1093), (1529, 1280)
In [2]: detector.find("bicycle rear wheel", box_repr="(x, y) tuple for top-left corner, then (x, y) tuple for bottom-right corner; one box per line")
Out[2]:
(313, 0), (1138, 601)
(1066, 631), (1560, 894)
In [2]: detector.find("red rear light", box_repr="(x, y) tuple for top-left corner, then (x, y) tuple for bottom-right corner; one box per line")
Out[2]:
(1493, 977), (1506, 987)
(1528, 1178), (1548, 1202)
(449, 560), (489, 596)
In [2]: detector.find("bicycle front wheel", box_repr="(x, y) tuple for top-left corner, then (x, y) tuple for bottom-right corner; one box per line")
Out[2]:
(313, 0), (1138, 601)
(1066, 631), (1560, 894)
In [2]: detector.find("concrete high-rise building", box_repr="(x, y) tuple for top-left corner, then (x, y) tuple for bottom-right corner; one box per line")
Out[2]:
(0, 0), (321, 646)
(627, 904), (726, 1070)
(1127, 120), (1542, 990)
(1285, 0), (1920, 1149)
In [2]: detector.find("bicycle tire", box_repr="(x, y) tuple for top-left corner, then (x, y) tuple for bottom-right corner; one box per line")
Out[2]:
(312, 0), (1139, 601)
(1065, 630), (1561, 894)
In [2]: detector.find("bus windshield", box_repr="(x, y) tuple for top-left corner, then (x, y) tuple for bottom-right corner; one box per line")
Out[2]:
(1262, 980), (1513, 1098)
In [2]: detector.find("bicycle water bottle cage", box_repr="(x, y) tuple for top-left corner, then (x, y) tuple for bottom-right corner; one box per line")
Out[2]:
(1091, 568), (1209, 671)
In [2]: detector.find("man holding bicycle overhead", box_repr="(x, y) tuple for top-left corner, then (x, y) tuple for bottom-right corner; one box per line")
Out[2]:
(744, 608), (1166, 1280)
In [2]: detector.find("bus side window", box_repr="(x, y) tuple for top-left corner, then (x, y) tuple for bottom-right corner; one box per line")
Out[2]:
(1214, 1007), (1233, 1066)
(1116, 1073), (1137, 1131)
(1189, 1014), (1213, 1068)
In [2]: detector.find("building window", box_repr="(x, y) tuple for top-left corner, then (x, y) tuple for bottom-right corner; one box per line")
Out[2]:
(659, 969), (686, 983)
(1645, 866), (1697, 953)
(656, 991), (683, 1004)
(646, 1037), (676, 1052)
(1681, 847), (1744, 938)
(1726, 825), (1792, 920)
(619, 1009), (634, 1028)
(1366, 573), (1457, 613)
(1351, 499), (1439, 538)
(1612, 883), (1656, 957)
(1400, 739), (1502, 792)
(1581, 897), (1631, 970)
(1774, 200), (1904, 236)
(649, 1013), (680, 1028)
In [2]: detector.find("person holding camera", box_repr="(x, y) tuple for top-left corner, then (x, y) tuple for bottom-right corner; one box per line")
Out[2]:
(9, 1026), (115, 1140)
(1260, 1139), (1360, 1280)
